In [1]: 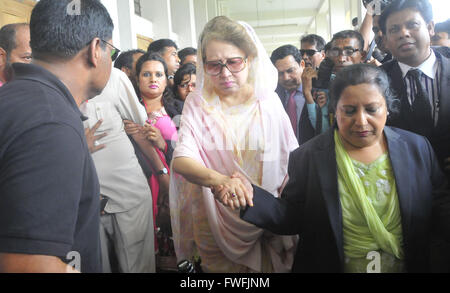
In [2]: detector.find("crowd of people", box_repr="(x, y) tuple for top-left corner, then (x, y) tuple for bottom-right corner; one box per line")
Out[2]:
(0, 0), (449, 273)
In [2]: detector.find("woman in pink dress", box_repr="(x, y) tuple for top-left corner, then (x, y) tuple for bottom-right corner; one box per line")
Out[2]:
(127, 53), (183, 265)
(170, 16), (299, 273)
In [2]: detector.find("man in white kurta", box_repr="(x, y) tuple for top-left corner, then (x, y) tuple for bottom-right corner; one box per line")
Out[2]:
(80, 68), (155, 273)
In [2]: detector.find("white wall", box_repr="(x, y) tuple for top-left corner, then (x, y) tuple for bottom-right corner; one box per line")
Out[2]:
(100, 0), (359, 53)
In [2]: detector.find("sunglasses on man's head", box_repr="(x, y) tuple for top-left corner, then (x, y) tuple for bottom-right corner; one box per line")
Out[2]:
(204, 57), (247, 76)
(300, 49), (320, 57)
(101, 39), (121, 61)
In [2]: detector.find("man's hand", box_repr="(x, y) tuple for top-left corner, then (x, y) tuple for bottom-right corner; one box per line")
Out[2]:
(84, 119), (107, 154)
(123, 119), (142, 136)
(0, 253), (80, 273)
(301, 67), (318, 104)
(315, 91), (328, 108)
(366, 57), (382, 67)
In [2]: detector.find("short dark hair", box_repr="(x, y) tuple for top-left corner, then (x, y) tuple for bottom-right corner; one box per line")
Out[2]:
(435, 20), (450, 35)
(379, 0), (433, 34)
(0, 23), (28, 58)
(329, 63), (398, 114)
(324, 42), (332, 53)
(270, 45), (302, 65)
(135, 52), (176, 106)
(30, 0), (113, 60)
(178, 47), (197, 64)
(114, 49), (145, 70)
(300, 34), (326, 52)
(331, 30), (365, 51)
(147, 39), (178, 54)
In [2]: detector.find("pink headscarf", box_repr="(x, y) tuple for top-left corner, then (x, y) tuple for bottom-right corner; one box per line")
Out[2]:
(169, 20), (299, 272)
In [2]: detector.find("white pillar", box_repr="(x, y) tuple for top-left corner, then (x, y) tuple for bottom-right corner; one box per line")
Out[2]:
(100, 0), (121, 48)
(329, 0), (348, 36)
(141, 0), (172, 40)
(171, 0), (197, 49)
(193, 0), (209, 44)
(116, 0), (137, 50)
(315, 13), (330, 41)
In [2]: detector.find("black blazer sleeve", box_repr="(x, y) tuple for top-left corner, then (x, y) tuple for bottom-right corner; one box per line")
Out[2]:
(427, 136), (450, 241)
(241, 147), (306, 235)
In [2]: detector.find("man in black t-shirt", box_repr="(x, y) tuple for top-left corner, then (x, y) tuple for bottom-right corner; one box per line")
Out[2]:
(0, 0), (114, 273)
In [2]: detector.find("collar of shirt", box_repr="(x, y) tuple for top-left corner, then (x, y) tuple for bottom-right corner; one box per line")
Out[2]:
(284, 84), (303, 97)
(12, 63), (88, 121)
(398, 49), (438, 79)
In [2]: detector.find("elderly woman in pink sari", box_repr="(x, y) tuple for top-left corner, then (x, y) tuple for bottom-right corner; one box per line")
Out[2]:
(170, 16), (299, 273)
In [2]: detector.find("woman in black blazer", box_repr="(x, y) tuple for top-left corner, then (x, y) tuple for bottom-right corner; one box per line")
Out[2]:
(215, 64), (450, 273)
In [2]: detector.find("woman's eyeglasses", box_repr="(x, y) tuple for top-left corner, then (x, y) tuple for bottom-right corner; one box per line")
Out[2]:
(300, 49), (320, 57)
(204, 57), (247, 76)
(178, 82), (196, 89)
(101, 39), (121, 61)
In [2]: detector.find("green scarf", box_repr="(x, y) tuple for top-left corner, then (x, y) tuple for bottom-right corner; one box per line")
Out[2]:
(334, 130), (404, 260)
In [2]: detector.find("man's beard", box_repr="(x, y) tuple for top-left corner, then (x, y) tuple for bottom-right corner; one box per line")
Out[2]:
(4, 62), (14, 82)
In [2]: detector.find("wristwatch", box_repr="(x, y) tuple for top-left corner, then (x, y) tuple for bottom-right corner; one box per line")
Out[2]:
(157, 167), (168, 176)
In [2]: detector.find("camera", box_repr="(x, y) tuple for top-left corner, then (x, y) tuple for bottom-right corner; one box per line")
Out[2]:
(312, 57), (334, 90)
(362, 0), (393, 10)
(177, 259), (196, 273)
(177, 258), (202, 273)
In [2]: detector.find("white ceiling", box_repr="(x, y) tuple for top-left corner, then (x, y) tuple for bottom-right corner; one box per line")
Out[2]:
(219, 0), (326, 53)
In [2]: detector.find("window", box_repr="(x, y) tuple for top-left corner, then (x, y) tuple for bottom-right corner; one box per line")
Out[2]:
(134, 0), (141, 16)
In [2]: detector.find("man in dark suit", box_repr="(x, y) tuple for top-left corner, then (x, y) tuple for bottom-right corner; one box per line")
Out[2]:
(271, 45), (306, 143)
(379, 0), (450, 272)
(380, 0), (450, 181)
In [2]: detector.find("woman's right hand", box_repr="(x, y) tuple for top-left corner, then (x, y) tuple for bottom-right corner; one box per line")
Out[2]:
(143, 124), (166, 152)
(211, 173), (253, 210)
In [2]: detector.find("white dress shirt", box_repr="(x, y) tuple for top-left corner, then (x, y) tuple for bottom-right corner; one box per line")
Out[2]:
(80, 68), (151, 213)
(398, 50), (441, 125)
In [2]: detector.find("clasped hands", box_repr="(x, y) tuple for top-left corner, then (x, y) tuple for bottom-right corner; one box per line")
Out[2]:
(211, 172), (254, 210)
(123, 119), (166, 151)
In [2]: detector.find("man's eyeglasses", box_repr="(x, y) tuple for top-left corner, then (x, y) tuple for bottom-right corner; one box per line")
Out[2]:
(328, 48), (360, 57)
(300, 49), (320, 57)
(101, 39), (121, 61)
(204, 57), (247, 76)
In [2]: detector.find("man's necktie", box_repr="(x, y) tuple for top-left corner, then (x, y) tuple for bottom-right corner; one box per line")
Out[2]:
(407, 69), (433, 134)
(287, 91), (297, 136)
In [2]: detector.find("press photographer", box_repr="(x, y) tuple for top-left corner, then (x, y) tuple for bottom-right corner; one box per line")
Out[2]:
(301, 57), (334, 143)
(360, 0), (394, 64)
(300, 30), (367, 143)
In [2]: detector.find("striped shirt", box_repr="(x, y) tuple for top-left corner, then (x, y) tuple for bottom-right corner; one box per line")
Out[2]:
(398, 50), (441, 126)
